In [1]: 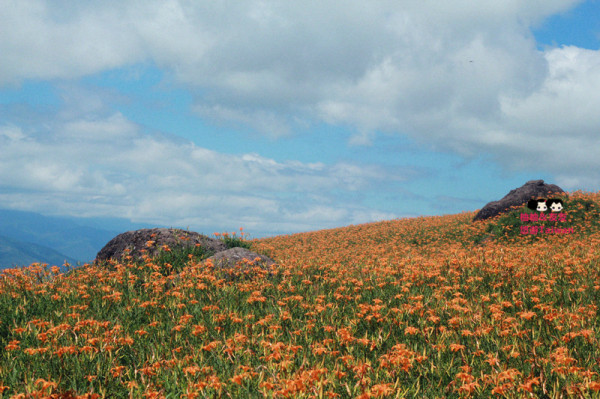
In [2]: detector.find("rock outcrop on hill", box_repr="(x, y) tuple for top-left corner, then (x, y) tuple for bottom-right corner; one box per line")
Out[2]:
(208, 247), (275, 268)
(95, 228), (227, 262)
(95, 228), (277, 284)
(164, 247), (276, 288)
(473, 179), (565, 222)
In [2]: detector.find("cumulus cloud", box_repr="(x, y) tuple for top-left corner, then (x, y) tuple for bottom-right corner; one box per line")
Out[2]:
(1, 0), (599, 225)
(0, 105), (405, 235)
(465, 46), (600, 189)
(0, 1), (142, 83)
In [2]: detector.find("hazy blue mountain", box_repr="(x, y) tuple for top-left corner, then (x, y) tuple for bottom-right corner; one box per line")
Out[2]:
(0, 208), (159, 268)
(0, 234), (79, 273)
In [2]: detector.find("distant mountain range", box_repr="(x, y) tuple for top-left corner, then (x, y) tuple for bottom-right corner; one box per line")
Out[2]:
(0, 234), (79, 272)
(0, 209), (157, 274)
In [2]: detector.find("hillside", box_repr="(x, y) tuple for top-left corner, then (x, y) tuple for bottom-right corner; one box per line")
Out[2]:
(0, 189), (599, 397)
(0, 234), (79, 272)
(254, 189), (600, 270)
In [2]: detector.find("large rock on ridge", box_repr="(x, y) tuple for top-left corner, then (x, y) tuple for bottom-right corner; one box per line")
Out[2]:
(95, 228), (227, 263)
(95, 228), (277, 286)
(473, 179), (565, 222)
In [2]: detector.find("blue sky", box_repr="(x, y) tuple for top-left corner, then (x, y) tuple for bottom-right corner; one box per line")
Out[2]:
(1, 1), (599, 238)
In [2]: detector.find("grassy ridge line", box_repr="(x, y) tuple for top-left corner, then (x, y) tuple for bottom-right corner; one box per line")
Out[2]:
(255, 189), (600, 260)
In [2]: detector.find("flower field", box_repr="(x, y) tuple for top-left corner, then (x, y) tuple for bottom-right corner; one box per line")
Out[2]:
(0, 190), (599, 398)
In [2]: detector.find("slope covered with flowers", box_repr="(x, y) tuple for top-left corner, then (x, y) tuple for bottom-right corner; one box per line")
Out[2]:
(0, 190), (599, 398)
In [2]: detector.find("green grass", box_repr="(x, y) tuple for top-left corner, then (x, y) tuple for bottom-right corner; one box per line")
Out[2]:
(220, 232), (253, 250)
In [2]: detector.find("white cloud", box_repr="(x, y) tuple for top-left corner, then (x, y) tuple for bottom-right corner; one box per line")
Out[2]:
(0, 125), (26, 141)
(194, 104), (292, 137)
(1, 0), (599, 207)
(0, 108), (408, 235)
(476, 46), (600, 189)
(500, 46), (600, 136)
(61, 114), (139, 142)
(0, 1), (143, 84)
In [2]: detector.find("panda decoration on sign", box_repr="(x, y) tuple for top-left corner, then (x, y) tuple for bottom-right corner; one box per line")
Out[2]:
(546, 199), (564, 212)
(528, 199), (547, 212)
(526, 198), (564, 212)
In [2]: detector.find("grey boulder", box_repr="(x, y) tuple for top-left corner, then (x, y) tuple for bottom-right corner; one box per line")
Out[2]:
(165, 247), (277, 288)
(207, 247), (276, 281)
(95, 228), (227, 263)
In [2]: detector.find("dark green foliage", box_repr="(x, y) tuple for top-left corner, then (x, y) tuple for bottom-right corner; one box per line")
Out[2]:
(151, 244), (211, 278)
(220, 233), (252, 250)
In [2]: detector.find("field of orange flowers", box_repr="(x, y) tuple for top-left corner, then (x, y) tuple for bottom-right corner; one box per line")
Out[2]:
(0, 190), (599, 398)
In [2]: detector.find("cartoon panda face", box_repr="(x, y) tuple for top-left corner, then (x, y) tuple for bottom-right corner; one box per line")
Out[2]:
(527, 199), (547, 211)
(548, 201), (563, 212)
(536, 200), (547, 212)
